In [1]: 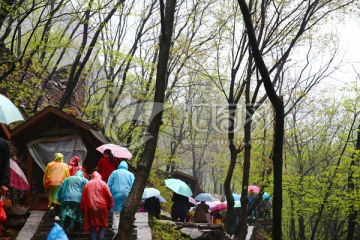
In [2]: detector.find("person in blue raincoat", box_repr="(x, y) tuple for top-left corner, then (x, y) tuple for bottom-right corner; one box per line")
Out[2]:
(107, 161), (135, 211)
(47, 223), (69, 240)
(107, 161), (134, 230)
(55, 170), (88, 232)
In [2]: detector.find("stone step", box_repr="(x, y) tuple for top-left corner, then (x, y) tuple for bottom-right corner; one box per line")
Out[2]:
(16, 211), (44, 240)
(17, 211), (151, 240)
(17, 210), (115, 240)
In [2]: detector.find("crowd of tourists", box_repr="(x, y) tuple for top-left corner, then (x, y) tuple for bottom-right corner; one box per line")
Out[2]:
(43, 150), (272, 240)
(43, 150), (134, 240)
(169, 188), (272, 236)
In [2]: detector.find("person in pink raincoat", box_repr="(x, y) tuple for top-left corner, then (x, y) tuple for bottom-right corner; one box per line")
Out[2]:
(81, 171), (113, 240)
(68, 156), (87, 178)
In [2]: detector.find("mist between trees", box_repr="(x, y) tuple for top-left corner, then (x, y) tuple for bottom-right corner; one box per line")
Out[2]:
(0, 0), (359, 239)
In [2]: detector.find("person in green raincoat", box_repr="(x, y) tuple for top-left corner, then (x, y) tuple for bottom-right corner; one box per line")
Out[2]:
(55, 170), (88, 232)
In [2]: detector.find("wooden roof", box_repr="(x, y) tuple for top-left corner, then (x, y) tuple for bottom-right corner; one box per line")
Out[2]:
(10, 106), (108, 170)
(11, 106), (93, 139)
(172, 170), (198, 182)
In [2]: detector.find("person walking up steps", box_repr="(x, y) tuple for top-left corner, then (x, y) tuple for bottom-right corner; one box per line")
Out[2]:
(43, 153), (70, 221)
(107, 161), (134, 229)
(81, 171), (113, 240)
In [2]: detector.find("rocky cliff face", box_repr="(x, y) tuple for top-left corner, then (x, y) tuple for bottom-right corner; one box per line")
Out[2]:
(0, 50), (85, 118)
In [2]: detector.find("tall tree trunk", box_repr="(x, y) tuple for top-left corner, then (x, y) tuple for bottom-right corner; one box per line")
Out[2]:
(116, 0), (176, 238)
(223, 144), (237, 233)
(299, 216), (306, 240)
(346, 125), (360, 239)
(236, 65), (253, 240)
(238, 1), (285, 239)
(290, 200), (296, 240)
(223, 102), (239, 233)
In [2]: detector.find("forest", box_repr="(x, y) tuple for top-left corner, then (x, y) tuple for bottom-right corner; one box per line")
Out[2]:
(0, 0), (359, 239)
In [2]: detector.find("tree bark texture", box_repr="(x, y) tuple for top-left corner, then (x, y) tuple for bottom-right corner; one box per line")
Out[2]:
(238, 1), (285, 239)
(116, 0), (177, 239)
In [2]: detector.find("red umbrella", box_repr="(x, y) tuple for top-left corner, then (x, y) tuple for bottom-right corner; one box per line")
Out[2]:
(9, 159), (29, 191)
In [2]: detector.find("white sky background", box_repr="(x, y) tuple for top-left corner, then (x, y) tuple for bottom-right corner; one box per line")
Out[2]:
(319, 15), (360, 90)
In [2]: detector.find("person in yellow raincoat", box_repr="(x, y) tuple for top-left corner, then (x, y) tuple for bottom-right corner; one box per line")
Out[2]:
(43, 153), (70, 221)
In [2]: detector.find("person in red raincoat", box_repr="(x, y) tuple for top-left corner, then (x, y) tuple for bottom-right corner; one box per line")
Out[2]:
(97, 149), (119, 182)
(0, 137), (10, 236)
(81, 171), (113, 240)
(68, 156), (87, 178)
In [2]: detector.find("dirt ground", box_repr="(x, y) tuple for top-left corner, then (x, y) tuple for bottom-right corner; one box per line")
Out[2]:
(1, 227), (20, 239)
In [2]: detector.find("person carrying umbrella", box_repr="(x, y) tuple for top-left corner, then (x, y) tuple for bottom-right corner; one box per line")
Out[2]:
(81, 171), (113, 240)
(144, 196), (161, 219)
(0, 137), (10, 197)
(43, 153), (70, 221)
(193, 201), (209, 223)
(97, 149), (119, 182)
(107, 161), (135, 229)
(55, 170), (88, 232)
(0, 137), (10, 236)
(164, 178), (193, 222)
(171, 192), (190, 222)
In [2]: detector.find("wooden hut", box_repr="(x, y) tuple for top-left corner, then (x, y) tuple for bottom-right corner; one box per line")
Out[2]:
(10, 106), (109, 210)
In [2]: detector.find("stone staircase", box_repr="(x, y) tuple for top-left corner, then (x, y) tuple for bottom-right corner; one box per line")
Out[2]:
(16, 210), (151, 240)
(13, 210), (116, 240)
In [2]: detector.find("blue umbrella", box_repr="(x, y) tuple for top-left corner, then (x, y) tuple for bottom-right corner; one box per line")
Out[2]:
(142, 187), (160, 199)
(0, 94), (24, 125)
(195, 193), (216, 202)
(232, 193), (241, 201)
(262, 192), (271, 201)
(224, 193), (241, 201)
(165, 178), (193, 197)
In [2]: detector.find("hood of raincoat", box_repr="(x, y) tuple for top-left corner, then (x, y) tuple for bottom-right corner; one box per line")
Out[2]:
(53, 153), (64, 162)
(91, 171), (102, 180)
(74, 170), (84, 177)
(69, 156), (80, 166)
(118, 161), (128, 170)
(55, 171), (88, 203)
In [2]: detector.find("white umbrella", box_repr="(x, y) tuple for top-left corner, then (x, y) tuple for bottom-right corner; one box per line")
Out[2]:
(157, 195), (167, 203)
(0, 94), (24, 125)
(142, 187), (160, 199)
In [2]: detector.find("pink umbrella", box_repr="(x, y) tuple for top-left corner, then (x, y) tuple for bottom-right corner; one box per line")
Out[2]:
(248, 185), (260, 193)
(96, 143), (132, 159)
(9, 159), (29, 191)
(205, 201), (216, 209)
(210, 202), (227, 212)
(188, 197), (198, 206)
